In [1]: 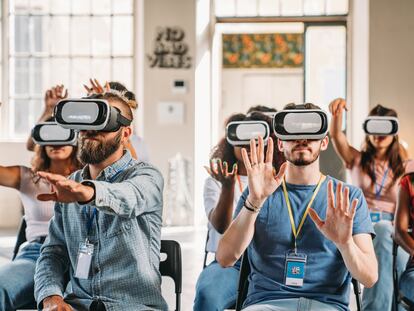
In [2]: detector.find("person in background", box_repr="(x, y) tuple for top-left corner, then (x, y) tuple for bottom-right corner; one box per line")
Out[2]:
(0, 118), (81, 310)
(329, 98), (411, 311)
(395, 172), (414, 303)
(193, 111), (285, 311)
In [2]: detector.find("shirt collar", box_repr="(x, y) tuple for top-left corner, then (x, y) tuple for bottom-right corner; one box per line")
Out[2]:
(81, 149), (133, 181)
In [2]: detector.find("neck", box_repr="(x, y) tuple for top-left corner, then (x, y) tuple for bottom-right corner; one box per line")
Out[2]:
(49, 159), (73, 176)
(375, 148), (388, 161)
(285, 159), (321, 185)
(89, 147), (125, 180)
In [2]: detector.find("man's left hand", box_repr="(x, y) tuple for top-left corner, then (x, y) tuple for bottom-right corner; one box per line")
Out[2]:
(37, 171), (95, 203)
(309, 181), (357, 247)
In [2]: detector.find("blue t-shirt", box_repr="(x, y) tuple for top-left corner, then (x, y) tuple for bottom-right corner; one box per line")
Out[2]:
(234, 176), (374, 311)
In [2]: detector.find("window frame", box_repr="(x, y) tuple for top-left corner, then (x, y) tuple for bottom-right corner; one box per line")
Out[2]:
(0, 0), (139, 141)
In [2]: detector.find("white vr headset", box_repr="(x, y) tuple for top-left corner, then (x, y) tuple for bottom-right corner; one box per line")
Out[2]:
(363, 116), (399, 136)
(273, 109), (329, 140)
(226, 121), (270, 146)
(54, 99), (132, 132)
(31, 121), (78, 146)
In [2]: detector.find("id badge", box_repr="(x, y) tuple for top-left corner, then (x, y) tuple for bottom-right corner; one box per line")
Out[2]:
(370, 211), (382, 223)
(75, 240), (94, 279)
(285, 251), (307, 287)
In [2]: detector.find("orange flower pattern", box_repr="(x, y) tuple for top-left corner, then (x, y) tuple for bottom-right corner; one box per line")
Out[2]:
(223, 33), (303, 68)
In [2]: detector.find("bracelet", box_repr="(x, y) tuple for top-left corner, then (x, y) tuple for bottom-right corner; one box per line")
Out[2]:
(246, 198), (261, 211)
(245, 198), (261, 213)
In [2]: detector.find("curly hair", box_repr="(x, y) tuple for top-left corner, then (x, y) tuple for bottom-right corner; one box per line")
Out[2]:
(361, 104), (405, 184)
(210, 112), (285, 172)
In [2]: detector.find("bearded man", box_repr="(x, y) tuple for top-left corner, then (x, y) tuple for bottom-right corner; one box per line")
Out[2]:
(34, 91), (168, 311)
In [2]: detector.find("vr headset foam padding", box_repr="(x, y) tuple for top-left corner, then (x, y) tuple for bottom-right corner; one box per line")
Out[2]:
(226, 121), (270, 146)
(54, 99), (132, 132)
(363, 116), (399, 136)
(273, 109), (329, 140)
(31, 121), (78, 146)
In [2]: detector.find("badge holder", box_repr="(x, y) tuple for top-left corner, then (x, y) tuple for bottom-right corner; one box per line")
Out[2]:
(284, 250), (307, 287)
(75, 239), (94, 279)
(370, 211), (382, 223)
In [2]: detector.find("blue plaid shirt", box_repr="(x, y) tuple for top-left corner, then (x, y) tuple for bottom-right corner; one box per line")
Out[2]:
(34, 150), (168, 311)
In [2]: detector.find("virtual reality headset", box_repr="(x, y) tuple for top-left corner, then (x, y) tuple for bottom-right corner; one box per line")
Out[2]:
(54, 99), (132, 132)
(363, 116), (399, 136)
(226, 121), (270, 146)
(31, 121), (78, 146)
(273, 109), (329, 140)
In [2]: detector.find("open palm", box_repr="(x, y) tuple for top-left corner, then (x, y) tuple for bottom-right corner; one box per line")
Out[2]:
(242, 136), (287, 205)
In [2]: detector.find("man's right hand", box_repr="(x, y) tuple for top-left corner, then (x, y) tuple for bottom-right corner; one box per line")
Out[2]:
(242, 136), (287, 207)
(43, 295), (72, 311)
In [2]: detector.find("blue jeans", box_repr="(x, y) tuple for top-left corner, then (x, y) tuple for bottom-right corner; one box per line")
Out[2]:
(243, 298), (340, 311)
(193, 260), (239, 311)
(362, 221), (409, 311)
(0, 242), (41, 311)
(400, 265), (414, 302)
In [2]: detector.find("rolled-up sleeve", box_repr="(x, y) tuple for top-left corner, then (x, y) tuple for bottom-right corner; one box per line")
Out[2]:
(34, 202), (70, 308)
(85, 165), (164, 218)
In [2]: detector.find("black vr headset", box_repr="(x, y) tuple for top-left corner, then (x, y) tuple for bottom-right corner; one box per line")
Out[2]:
(363, 116), (399, 136)
(226, 121), (270, 146)
(273, 108), (329, 140)
(31, 121), (78, 146)
(54, 99), (132, 132)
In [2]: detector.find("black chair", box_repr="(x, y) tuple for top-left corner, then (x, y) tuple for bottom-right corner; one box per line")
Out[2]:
(160, 239), (182, 311)
(235, 250), (363, 311)
(13, 218), (182, 311)
(392, 237), (414, 311)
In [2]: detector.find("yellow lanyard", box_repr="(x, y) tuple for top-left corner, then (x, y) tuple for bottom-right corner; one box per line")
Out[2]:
(282, 174), (326, 252)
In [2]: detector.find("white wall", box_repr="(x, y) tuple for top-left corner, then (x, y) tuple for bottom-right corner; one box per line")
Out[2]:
(369, 0), (414, 156)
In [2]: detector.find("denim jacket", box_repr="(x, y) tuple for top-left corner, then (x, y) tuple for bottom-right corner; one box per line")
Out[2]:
(34, 150), (168, 311)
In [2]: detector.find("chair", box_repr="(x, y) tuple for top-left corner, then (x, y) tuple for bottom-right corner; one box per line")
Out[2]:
(234, 250), (363, 311)
(160, 239), (182, 311)
(392, 236), (414, 311)
(13, 218), (183, 311)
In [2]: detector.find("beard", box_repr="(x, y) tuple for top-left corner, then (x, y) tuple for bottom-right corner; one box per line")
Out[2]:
(78, 131), (122, 165)
(284, 141), (321, 166)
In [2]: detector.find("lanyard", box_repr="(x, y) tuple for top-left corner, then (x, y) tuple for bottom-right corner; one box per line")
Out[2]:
(373, 163), (390, 199)
(282, 174), (326, 253)
(236, 174), (243, 193)
(83, 158), (133, 240)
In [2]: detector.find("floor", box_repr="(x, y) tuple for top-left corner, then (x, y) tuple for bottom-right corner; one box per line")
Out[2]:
(0, 226), (358, 311)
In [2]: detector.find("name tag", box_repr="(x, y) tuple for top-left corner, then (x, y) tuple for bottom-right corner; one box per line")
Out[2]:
(75, 240), (94, 279)
(285, 251), (307, 287)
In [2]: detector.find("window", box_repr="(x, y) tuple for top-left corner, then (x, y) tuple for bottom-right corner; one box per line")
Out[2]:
(1, 0), (134, 139)
(215, 0), (349, 17)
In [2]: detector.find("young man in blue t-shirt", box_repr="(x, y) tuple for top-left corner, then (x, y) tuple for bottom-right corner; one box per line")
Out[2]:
(216, 104), (378, 311)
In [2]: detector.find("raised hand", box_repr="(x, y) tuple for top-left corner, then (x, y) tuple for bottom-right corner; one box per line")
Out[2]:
(242, 136), (287, 207)
(83, 78), (108, 95)
(309, 181), (357, 246)
(328, 98), (348, 117)
(37, 172), (94, 204)
(205, 159), (238, 188)
(45, 85), (68, 112)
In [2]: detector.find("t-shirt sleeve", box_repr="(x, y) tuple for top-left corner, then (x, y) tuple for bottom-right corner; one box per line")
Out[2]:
(233, 187), (250, 219)
(203, 177), (221, 219)
(351, 187), (376, 238)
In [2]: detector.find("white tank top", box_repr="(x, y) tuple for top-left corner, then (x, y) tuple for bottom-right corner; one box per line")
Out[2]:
(18, 166), (54, 242)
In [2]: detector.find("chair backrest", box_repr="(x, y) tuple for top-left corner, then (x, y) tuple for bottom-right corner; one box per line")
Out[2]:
(160, 239), (182, 311)
(235, 249), (362, 311)
(12, 217), (27, 260)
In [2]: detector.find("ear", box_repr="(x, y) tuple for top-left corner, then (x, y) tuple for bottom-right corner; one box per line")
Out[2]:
(277, 138), (284, 152)
(320, 135), (329, 151)
(122, 126), (132, 142)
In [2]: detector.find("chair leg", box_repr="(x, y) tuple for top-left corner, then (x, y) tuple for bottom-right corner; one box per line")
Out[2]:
(176, 293), (181, 311)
